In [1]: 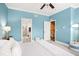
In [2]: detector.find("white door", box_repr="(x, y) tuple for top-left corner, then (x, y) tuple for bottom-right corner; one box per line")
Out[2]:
(21, 18), (32, 43)
(44, 21), (50, 40)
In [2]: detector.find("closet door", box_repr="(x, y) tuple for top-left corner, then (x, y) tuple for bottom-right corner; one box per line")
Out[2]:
(44, 21), (50, 40)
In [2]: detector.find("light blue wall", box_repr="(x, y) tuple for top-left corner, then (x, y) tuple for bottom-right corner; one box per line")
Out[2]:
(73, 8), (79, 23)
(0, 3), (74, 44)
(71, 8), (79, 41)
(0, 3), (73, 44)
(8, 7), (72, 43)
(0, 3), (8, 38)
(50, 8), (71, 44)
(8, 9), (49, 41)
(0, 3), (8, 26)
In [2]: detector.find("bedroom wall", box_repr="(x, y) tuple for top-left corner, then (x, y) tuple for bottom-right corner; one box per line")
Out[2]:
(0, 3), (8, 38)
(0, 3), (77, 43)
(8, 9), (49, 41)
(50, 8), (72, 44)
(71, 8), (79, 41)
(0, 3), (73, 43)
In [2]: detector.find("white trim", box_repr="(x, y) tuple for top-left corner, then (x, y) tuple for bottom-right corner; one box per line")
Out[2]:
(18, 41), (22, 44)
(49, 7), (69, 16)
(70, 47), (79, 52)
(44, 21), (50, 40)
(7, 6), (70, 16)
(49, 7), (76, 16)
(6, 6), (49, 16)
(55, 40), (69, 47)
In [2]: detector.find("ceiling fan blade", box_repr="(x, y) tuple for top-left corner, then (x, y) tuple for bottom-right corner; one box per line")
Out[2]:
(40, 4), (45, 9)
(49, 3), (54, 9)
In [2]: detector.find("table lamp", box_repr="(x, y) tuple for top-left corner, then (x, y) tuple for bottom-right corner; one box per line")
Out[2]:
(3, 26), (11, 39)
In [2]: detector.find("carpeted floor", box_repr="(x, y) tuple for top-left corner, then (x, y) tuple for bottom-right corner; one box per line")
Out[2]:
(48, 40), (79, 56)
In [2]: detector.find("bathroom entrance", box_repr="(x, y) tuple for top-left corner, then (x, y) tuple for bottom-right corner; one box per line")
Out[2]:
(50, 20), (55, 41)
(21, 18), (32, 43)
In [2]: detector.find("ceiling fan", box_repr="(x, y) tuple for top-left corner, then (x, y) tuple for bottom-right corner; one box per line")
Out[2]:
(40, 3), (55, 9)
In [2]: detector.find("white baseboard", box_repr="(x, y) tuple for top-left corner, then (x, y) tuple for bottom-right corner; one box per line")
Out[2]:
(69, 47), (79, 52)
(18, 40), (35, 44)
(55, 40), (69, 47)
(18, 41), (22, 44)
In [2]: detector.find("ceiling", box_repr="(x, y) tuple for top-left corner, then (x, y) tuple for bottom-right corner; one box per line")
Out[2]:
(6, 3), (79, 16)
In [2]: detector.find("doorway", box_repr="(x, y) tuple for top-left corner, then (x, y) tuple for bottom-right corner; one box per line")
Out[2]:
(44, 21), (50, 40)
(50, 20), (55, 41)
(21, 18), (32, 43)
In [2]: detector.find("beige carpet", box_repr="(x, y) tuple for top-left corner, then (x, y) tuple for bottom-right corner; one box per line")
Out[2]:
(48, 40), (79, 56)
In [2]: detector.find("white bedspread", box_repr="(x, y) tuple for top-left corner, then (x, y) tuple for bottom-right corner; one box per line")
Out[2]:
(0, 38), (22, 56)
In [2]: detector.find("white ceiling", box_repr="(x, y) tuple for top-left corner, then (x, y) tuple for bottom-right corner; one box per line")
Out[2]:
(6, 3), (79, 16)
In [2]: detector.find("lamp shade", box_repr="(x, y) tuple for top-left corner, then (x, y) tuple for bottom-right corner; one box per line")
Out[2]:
(3, 26), (11, 32)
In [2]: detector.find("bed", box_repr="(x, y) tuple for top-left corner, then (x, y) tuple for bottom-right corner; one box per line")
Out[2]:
(0, 38), (22, 56)
(21, 40), (74, 56)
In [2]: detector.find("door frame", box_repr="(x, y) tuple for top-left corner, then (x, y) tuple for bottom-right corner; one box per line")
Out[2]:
(50, 19), (56, 41)
(44, 21), (50, 40)
(21, 18), (32, 43)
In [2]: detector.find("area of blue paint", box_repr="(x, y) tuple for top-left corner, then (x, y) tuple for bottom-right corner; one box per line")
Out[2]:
(73, 8), (79, 23)
(50, 8), (71, 44)
(0, 3), (76, 44)
(0, 3), (8, 38)
(8, 9), (49, 41)
(71, 8), (79, 41)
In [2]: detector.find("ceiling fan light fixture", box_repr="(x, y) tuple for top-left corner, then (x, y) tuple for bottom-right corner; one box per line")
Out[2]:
(40, 4), (45, 9)
(49, 3), (55, 9)
(40, 3), (55, 10)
